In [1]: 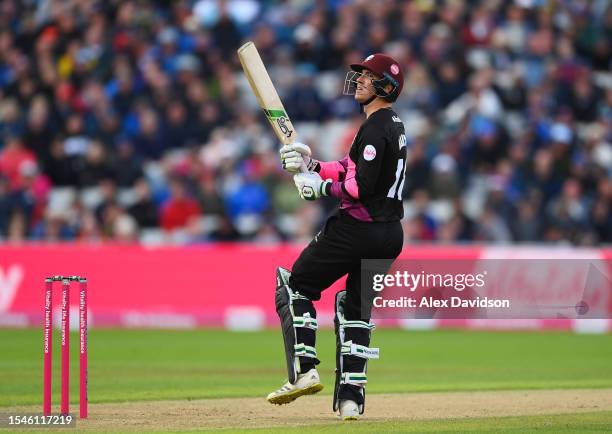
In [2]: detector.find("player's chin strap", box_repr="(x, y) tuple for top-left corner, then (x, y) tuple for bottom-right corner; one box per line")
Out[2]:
(275, 267), (319, 384)
(333, 290), (379, 414)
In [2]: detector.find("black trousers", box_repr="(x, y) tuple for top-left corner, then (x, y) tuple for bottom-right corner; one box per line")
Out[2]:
(289, 210), (403, 404)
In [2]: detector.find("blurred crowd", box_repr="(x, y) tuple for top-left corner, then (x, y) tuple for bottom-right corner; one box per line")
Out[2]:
(0, 0), (611, 245)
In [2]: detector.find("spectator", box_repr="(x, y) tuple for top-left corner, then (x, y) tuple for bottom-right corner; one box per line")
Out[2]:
(160, 177), (201, 232)
(0, 136), (36, 191)
(475, 206), (512, 244)
(114, 138), (144, 187)
(79, 140), (115, 187)
(133, 108), (166, 160)
(127, 179), (159, 229)
(164, 100), (192, 149)
(0, 98), (23, 139)
(434, 61), (466, 109)
(0, 177), (11, 236)
(0, 0), (609, 245)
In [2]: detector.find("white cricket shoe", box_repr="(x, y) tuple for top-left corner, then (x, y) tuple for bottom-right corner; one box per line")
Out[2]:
(266, 368), (324, 405)
(339, 400), (360, 420)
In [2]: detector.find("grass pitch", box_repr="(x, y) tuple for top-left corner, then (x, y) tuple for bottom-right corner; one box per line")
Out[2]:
(1, 328), (611, 432)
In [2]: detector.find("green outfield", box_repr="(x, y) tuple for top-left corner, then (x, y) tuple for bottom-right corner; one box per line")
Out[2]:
(1, 328), (611, 432)
(217, 411), (612, 433)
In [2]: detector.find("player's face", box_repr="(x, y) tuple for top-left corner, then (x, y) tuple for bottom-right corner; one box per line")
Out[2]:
(355, 70), (378, 102)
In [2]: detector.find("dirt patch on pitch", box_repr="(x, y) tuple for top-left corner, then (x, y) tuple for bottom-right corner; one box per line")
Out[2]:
(9, 389), (612, 431)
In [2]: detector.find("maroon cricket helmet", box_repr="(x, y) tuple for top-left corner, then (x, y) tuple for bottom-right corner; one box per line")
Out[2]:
(350, 53), (404, 102)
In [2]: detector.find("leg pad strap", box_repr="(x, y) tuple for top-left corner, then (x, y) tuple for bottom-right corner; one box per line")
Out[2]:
(341, 341), (379, 359)
(294, 343), (317, 358)
(340, 372), (368, 385)
(293, 314), (318, 330)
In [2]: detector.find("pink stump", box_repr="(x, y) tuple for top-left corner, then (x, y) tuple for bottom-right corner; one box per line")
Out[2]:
(43, 279), (53, 416)
(79, 279), (88, 418)
(61, 279), (70, 415)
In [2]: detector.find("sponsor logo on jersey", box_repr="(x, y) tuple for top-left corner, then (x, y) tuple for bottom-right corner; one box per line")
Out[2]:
(363, 144), (377, 161)
(392, 116), (402, 123)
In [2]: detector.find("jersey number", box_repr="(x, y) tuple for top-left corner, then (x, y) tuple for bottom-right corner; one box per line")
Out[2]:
(387, 134), (406, 200)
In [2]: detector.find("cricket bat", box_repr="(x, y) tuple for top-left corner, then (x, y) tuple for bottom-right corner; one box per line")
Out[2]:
(237, 41), (306, 172)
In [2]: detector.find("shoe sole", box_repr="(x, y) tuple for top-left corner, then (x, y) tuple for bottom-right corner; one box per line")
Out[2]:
(342, 415), (359, 421)
(267, 383), (324, 405)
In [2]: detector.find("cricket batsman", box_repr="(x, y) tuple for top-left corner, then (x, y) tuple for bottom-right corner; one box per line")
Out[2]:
(267, 53), (407, 420)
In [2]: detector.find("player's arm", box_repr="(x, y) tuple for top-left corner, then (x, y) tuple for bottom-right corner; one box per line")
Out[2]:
(290, 155), (349, 201)
(328, 129), (386, 201)
(289, 127), (386, 201)
(317, 158), (348, 182)
(280, 143), (348, 182)
(290, 128), (386, 202)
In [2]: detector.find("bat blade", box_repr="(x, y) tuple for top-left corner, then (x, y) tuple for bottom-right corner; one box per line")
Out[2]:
(237, 41), (298, 147)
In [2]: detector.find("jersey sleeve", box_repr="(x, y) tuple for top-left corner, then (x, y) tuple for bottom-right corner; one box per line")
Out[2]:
(349, 126), (386, 200)
(326, 125), (386, 201)
(317, 157), (348, 182)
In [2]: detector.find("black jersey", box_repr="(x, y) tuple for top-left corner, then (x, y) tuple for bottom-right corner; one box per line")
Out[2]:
(319, 108), (407, 222)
